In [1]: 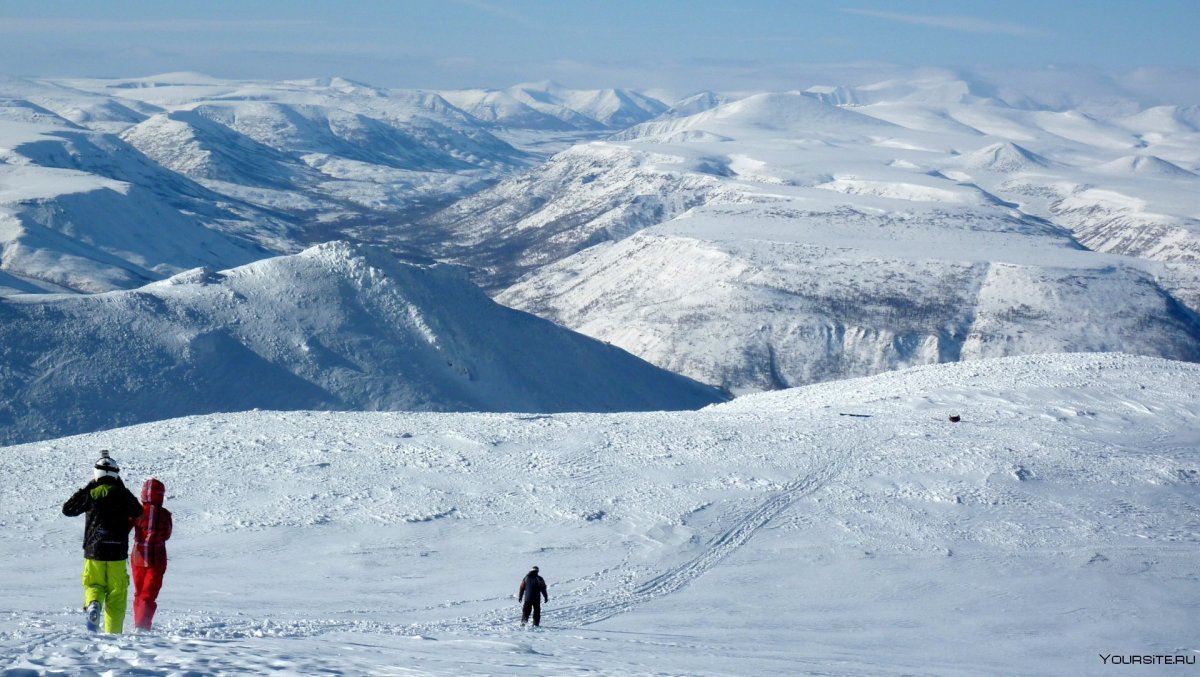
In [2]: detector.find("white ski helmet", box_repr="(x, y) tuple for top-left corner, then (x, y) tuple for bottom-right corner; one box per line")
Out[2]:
(93, 450), (121, 480)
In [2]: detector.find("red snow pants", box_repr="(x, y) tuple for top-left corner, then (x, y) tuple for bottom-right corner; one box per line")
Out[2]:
(132, 564), (166, 631)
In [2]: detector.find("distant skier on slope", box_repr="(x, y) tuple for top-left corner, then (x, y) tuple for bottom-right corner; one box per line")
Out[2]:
(61, 451), (142, 633)
(518, 565), (549, 627)
(132, 478), (173, 632)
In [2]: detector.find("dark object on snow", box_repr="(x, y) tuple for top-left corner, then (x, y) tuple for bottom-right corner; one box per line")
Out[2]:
(63, 451), (143, 635)
(63, 455), (142, 561)
(518, 566), (549, 626)
(839, 413), (872, 418)
(949, 414), (961, 423)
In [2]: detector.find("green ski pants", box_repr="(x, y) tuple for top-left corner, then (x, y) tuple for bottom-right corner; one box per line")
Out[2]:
(82, 558), (130, 634)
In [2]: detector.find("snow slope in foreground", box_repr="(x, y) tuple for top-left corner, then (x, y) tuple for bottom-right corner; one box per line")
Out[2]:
(0, 241), (724, 446)
(0, 353), (1196, 675)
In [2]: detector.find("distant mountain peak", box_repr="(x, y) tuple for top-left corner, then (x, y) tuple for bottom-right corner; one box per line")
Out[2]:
(285, 76), (385, 96)
(439, 83), (667, 131)
(665, 91), (728, 117)
(962, 141), (1053, 172)
(1097, 154), (1197, 178)
(619, 90), (895, 142)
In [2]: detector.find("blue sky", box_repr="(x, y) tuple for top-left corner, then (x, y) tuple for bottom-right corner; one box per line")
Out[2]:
(0, 0), (1196, 90)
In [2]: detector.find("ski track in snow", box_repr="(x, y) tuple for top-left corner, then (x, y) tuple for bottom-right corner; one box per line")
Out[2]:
(1, 454), (844, 675)
(431, 440), (846, 633)
(554, 455), (841, 628)
(219, 446), (836, 637)
(1, 417), (860, 674)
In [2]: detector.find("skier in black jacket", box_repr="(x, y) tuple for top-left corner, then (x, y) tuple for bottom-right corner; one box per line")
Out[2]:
(518, 566), (549, 626)
(62, 451), (142, 633)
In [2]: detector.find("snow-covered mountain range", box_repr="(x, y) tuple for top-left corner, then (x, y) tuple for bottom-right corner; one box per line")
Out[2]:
(3, 66), (1200, 428)
(439, 81), (670, 132)
(0, 241), (724, 445)
(2, 353), (1195, 674)
(0, 73), (682, 295)
(446, 75), (1200, 392)
(0, 72), (540, 294)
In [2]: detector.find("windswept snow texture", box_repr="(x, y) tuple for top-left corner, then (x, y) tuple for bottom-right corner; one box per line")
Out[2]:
(465, 71), (1200, 392)
(0, 353), (1196, 675)
(0, 241), (725, 445)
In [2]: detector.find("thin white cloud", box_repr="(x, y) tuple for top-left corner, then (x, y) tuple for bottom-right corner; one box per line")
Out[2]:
(0, 17), (321, 33)
(448, 0), (545, 30)
(843, 8), (1050, 38)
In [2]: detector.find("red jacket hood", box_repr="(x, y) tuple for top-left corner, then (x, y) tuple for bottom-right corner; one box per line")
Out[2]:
(141, 478), (166, 505)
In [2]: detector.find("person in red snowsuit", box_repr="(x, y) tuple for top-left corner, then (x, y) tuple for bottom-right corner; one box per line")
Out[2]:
(131, 478), (172, 631)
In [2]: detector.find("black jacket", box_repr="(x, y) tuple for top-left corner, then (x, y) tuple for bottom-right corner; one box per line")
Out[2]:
(519, 572), (548, 603)
(62, 476), (142, 561)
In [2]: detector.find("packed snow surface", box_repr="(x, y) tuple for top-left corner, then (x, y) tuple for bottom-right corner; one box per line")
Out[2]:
(1, 353), (1196, 675)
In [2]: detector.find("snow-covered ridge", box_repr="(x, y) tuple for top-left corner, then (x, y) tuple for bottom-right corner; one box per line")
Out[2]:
(439, 82), (669, 131)
(0, 123), (272, 293)
(416, 142), (751, 290)
(615, 91), (898, 143)
(1, 76), (299, 294)
(500, 229), (1200, 391)
(0, 241), (725, 445)
(0, 74), (687, 295)
(1, 353), (1195, 673)
(99, 77), (532, 222)
(0, 73), (543, 294)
